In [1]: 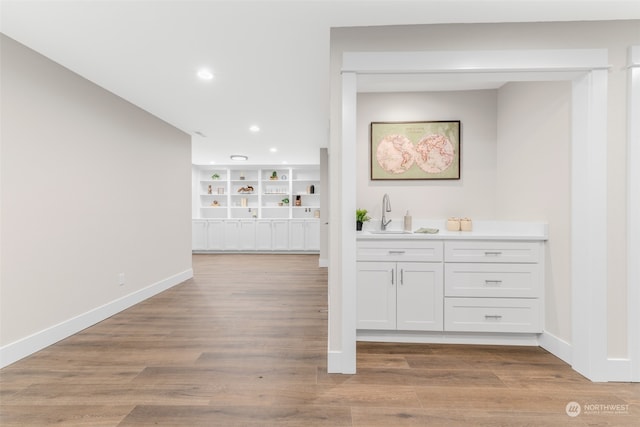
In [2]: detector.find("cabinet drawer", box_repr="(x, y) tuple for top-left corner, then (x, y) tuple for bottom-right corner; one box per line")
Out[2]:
(444, 297), (542, 333)
(445, 263), (541, 298)
(444, 241), (541, 263)
(357, 240), (443, 262)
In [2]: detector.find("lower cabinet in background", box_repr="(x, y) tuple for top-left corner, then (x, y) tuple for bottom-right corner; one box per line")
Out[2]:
(192, 219), (319, 252)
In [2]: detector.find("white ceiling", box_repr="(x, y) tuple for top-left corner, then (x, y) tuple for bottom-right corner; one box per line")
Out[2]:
(2, 0), (639, 165)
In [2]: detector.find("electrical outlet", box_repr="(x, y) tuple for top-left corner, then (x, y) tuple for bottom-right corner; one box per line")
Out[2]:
(118, 273), (125, 286)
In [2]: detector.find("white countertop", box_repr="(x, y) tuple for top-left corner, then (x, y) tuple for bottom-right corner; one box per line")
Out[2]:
(357, 220), (548, 241)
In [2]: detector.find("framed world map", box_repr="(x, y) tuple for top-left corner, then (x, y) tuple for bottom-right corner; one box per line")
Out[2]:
(370, 121), (460, 180)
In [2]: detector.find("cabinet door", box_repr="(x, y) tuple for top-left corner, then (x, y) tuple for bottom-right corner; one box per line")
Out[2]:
(396, 262), (444, 331)
(255, 220), (272, 250)
(304, 220), (320, 251)
(357, 261), (396, 330)
(206, 220), (225, 250)
(272, 220), (289, 250)
(289, 220), (306, 250)
(223, 220), (240, 250)
(238, 221), (256, 250)
(192, 220), (207, 250)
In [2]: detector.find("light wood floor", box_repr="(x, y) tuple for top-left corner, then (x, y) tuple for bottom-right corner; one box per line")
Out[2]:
(1, 254), (638, 426)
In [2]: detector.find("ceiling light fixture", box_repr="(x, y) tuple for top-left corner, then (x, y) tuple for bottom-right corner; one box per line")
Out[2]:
(269, 147), (277, 153)
(197, 69), (214, 80)
(249, 125), (260, 132)
(230, 155), (248, 161)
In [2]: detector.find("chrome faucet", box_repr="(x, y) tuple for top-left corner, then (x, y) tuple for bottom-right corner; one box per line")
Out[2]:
(381, 193), (392, 230)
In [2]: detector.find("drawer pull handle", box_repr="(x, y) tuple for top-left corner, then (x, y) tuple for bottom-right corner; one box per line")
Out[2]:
(484, 280), (503, 286)
(484, 251), (502, 256)
(391, 269), (394, 285)
(484, 315), (503, 320)
(400, 269), (404, 285)
(389, 250), (406, 255)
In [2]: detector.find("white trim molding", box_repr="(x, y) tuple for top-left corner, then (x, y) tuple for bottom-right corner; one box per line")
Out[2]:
(339, 48), (616, 380)
(0, 269), (193, 368)
(628, 45), (640, 382)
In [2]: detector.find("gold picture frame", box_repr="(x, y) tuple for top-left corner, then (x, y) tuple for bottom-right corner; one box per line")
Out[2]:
(370, 120), (461, 180)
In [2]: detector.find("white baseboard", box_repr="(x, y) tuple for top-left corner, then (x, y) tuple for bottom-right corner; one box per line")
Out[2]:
(538, 330), (572, 365)
(605, 358), (634, 382)
(357, 330), (540, 346)
(327, 350), (342, 373)
(0, 269), (193, 368)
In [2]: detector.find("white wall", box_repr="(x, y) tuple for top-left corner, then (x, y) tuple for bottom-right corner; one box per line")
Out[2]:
(0, 35), (192, 360)
(329, 20), (638, 366)
(357, 90), (497, 222)
(496, 81), (573, 347)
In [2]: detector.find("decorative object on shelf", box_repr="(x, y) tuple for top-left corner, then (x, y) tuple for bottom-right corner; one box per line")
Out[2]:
(356, 209), (371, 231)
(370, 120), (461, 180)
(295, 195), (302, 206)
(237, 186), (254, 193)
(211, 173), (220, 180)
(460, 217), (473, 231)
(314, 209), (320, 218)
(281, 197), (289, 206)
(280, 174), (287, 180)
(211, 200), (219, 207)
(310, 184), (315, 194)
(207, 185), (213, 194)
(270, 171), (279, 180)
(239, 172), (245, 180)
(217, 187), (224, 195)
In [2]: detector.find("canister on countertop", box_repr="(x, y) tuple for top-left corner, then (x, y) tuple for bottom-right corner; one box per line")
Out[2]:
(447, 217), (461, 231)
(403, 210), (412, 232)
(460, 217), (473, 231)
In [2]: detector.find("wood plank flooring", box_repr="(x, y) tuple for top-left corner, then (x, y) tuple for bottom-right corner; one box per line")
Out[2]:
(1, 254), (638, 426)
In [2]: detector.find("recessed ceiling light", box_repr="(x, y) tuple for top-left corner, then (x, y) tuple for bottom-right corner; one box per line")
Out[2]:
(249, 125), (260, 132)
(230, 155), (248, 161)
(197, 69), (214, 80)
(269, 147), (277, 153)
(209, 161), (215, 165)
(281, 160), (288, 164)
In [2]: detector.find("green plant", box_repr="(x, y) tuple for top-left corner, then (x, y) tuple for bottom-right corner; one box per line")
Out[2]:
(211, 173), (220, 180)
(356, 209), (371, 223)
(282, 197), (289, 205)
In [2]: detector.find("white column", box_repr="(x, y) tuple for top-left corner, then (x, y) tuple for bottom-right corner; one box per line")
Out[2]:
(571, 68), (609, 381)
(340, 70), (358, 374)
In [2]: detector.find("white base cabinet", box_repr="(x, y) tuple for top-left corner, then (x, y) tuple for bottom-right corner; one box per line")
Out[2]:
(356, 241), (444, 332)
(357, 261), (443, 331)
(193, 219), (319, 252)
(444, 240), (543, 334)
(356, 238), (545, 340)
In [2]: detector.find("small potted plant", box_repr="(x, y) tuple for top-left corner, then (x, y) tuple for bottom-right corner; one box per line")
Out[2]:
(356, 209), (370, 231)
(211, 173), (220, 180)
(281, 197), (289, 206)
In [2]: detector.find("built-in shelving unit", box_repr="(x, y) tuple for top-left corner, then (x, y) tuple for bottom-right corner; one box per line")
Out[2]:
(192, 165), (321, 252)
(193, 165), (320, 220)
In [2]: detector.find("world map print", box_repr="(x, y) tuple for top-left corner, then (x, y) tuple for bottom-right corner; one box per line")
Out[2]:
(371, 121), (460, 180)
